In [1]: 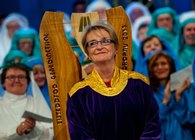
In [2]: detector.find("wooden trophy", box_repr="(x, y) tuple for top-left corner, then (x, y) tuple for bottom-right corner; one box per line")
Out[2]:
(39, 11), (81, 140)
(39, 6), (132, 140)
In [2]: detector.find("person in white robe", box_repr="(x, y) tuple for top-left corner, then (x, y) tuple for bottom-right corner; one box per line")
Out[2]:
(0, 63), (53, 140)
(0, 13), (29, 66)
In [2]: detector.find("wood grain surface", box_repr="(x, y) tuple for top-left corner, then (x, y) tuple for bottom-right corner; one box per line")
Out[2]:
(39, 11), (81, 140)
(106, 6), (132, 70)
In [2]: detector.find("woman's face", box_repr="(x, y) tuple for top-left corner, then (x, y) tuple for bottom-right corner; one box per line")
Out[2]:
(18, 38), (33, 55)
(7, 21), (20, 38)
(86, 29), (117, 64)
(130, 8), (144, 23)
(33, 64), (46, 87)
(95, 8), (107, 21)
(183, 23), (195, 45)
(3, 68), (28, 95)
(153, 56), (170, 80)
(143, 37), (163, 56)
(157, 14), (173, 31)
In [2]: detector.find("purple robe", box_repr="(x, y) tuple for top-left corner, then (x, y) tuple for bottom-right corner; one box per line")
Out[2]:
(67, 67), (161, 140)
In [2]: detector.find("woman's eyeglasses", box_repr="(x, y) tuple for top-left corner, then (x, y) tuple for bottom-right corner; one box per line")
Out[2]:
(87, 38), (115, 48)
(6, 75), (27, 81)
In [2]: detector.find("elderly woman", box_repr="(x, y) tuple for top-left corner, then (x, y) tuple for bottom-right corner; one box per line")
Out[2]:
(66, 21), (161, 140)
(0, 13), (29, 66)
(8, 27), (41, 58)
(147, 7), (179, 44)
(172, 18), (195, 68)
(0, 63), (53, 139)
(125, 1), (150, 25)
(85, 0), (112, 21)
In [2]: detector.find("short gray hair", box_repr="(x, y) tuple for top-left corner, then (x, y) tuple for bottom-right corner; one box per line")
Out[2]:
(81, 21), (119, 54)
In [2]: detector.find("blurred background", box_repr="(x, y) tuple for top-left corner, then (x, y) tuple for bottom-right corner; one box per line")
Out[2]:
(1, 0), (194, 31)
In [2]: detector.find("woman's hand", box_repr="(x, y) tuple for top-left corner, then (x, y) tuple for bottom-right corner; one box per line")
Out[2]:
(163, 80), (171, 105)
(175, 79), (190, 101)
(16, 117), (36, 136)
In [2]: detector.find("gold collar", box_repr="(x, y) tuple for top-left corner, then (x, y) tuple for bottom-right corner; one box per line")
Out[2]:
(69, 67), (149, 97)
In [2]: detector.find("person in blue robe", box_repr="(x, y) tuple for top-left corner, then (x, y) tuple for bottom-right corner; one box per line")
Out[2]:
(148, 51), (195, 140)
(147, 7), (179, 44)
(2, 49), (28, 66)
(192, 58), (195, 137)
(66, 21), (161, 140)
(23, 56), (51, 109)
(135, 35), (179, 77)
(172, 18), (195, 68)
(8, 27), (41, 58)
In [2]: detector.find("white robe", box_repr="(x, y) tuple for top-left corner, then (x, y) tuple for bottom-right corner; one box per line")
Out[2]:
(0, 74), (53, 140)
(0, 13), (29, 66)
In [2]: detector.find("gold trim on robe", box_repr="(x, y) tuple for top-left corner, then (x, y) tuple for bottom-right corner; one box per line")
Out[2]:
(69, 66), (149, 97)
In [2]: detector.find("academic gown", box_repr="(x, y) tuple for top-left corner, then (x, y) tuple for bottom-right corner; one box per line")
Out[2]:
(67, 67), (161, 140)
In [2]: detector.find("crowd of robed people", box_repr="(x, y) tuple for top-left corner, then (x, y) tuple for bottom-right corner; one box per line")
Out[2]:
(0, 0), (195, 139)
